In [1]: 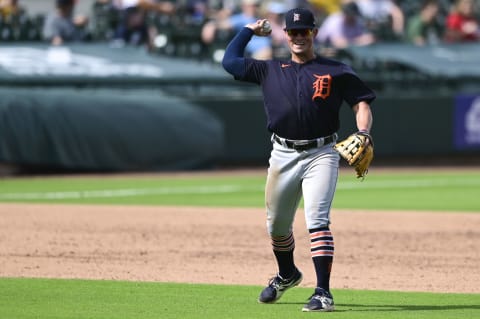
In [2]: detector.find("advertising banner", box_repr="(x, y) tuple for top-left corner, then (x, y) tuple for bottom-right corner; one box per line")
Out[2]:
(454, 95), (480, 150)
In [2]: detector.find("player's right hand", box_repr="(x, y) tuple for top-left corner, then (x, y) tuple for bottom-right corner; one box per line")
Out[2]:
(246, 19), (271, 37)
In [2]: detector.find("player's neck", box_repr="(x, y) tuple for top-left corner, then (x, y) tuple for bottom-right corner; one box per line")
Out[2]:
(291, 51), (316, 64)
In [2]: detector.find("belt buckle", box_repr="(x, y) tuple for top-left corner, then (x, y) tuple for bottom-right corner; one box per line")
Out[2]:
(321, 136), (328, 146)
(293, 140), (315, 151)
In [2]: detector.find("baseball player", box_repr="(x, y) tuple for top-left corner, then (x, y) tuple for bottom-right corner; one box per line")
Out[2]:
(222, 7), (376, 312)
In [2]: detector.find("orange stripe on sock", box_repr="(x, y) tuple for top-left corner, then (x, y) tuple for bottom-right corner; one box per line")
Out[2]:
(311, 251), (334, 257)
(310, 231), (332, 239)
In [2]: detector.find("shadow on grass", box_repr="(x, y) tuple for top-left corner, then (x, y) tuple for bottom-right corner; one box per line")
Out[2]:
(274, 302), (480, 312)
(338, 304), (480, 312)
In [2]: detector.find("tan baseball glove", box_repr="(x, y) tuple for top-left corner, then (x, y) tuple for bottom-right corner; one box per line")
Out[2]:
(333, 131), (374, 179)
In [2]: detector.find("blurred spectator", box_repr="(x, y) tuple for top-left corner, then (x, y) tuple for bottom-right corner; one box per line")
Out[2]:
(0, 0), (25, 19)
(0, 0), (32, 41)
(204, 0), (238, 21)
(110, 0), (175, 46)
(355, 0), (405, 41)
(306, 0), (344, 26)
(444, 0), (479, 42)
(308, 0), (342, 23)
(308, 0), (342, 15)
(183, 0), (209, 25)
(405, 0), (443, 46)
(201, 0), (272, 60)
(266, 1), (289, 57)
(42, 0), (89, 45)
(317, 1), (375, 48)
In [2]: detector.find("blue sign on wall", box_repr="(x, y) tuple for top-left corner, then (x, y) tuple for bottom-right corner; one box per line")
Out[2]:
(454, 95), (480, 150)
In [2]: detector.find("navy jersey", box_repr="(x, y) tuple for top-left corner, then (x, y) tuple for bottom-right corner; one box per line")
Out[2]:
(223, 28), (376, 140)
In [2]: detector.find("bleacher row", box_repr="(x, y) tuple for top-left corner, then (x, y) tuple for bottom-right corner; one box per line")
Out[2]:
(1, 0), (478, 68)
(89, 2), (236, 62)
(0, 2), (234, 63)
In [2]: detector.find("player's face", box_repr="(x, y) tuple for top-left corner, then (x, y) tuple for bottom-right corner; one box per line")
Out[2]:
(286, 28), (316, 60)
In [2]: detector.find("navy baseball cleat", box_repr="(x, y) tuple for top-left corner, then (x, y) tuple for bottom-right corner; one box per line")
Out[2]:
(302, 287), (335, 312)
(258, 268), (303, 303)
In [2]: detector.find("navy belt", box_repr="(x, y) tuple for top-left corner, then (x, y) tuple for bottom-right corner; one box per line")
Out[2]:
(273, 133), (337, 151)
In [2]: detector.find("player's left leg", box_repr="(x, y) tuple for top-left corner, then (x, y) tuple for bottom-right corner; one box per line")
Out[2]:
(301, 146), (339, 311)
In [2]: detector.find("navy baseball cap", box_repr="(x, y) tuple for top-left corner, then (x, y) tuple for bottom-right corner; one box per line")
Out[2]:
(284, 8), (316, 30)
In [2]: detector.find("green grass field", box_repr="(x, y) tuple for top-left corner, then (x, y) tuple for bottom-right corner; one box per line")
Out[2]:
(0, 170), (479, 211)
(0, 169), (479, 319)
(1, 278), (478, 319)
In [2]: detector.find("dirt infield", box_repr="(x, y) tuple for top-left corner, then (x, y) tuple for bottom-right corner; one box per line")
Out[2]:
(1, 203), (479, 293)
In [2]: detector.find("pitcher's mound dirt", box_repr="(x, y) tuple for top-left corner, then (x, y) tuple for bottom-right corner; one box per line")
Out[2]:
(0, 203), (479, 293)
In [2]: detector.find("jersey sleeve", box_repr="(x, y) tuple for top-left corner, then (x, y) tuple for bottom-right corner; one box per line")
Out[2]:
(222, 27), (268, 84)
(222, 27), (253, 79)
(341, 65), (376, 107)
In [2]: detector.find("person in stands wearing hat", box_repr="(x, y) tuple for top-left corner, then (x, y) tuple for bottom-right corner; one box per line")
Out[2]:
(317, 1), (375, 49)
(42, 0), (89, 45)
(222, 6), (375, 312)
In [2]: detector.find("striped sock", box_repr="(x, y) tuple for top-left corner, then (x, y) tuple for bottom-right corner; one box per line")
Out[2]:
(309, 227), (334, 290)
(271, 232), (296, 278)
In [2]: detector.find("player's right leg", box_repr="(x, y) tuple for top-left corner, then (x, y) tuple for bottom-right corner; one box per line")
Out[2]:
(259, 143), (303, 303)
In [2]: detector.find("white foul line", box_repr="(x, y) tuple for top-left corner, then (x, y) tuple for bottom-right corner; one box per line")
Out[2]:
(0, 178), (478, 200)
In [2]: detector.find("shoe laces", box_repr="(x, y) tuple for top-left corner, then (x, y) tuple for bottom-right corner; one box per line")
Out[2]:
(270, 271), (298, 289)
(308, 288), (332, 301)
(267, 275), (284, 289)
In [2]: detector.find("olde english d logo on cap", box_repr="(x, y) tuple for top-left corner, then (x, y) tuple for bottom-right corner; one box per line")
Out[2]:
(284, 8), (316, 30)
